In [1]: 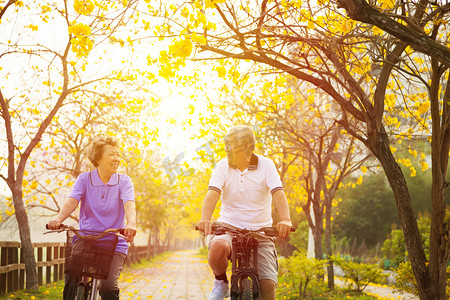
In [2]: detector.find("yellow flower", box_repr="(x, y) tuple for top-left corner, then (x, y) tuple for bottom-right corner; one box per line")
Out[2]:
(373, 26), (384, 36)
(215, 66), (226, 78)
(69, 23), (91, 36)
(74, 0), (95, 15)
(410, 166), (417, 177)
(356, 176), (363, 185)
(168, 37), (193, 58)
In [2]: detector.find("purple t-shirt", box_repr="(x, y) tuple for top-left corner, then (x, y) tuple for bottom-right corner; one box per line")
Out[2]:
(69, 169), (135, 255)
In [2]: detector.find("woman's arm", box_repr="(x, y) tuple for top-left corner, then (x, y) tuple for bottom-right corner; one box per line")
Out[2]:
(47, 197), (79, 229)
(124, 200), (137, 242)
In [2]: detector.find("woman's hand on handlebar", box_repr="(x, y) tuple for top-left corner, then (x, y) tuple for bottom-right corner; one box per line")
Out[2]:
(47, 219), (63, 230)
(196, 220), (213, 236)
(276, 219), (293, 239)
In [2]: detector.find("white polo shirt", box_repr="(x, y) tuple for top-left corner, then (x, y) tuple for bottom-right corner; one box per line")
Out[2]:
(208, 153), (283, 230)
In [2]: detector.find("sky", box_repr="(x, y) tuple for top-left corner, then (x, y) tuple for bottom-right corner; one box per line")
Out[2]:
(0, 2), (228, 242)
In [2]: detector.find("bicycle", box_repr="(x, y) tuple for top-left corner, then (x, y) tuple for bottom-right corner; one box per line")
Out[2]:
(197, 223), (295, 300)
(44, 224), (125, 300)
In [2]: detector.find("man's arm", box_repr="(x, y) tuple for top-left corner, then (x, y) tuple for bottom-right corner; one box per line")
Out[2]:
(124, 200), (137, 243)
(48, 197), (79, 229)
(272, 190), (292, 239)
(197, 189), (220, 235)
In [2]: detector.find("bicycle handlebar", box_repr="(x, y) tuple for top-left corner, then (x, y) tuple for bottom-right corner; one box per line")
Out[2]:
(195, 224), (295, 237)
(45, 224), (125, 239)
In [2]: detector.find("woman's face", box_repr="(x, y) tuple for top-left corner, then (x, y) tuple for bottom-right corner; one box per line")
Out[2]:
(97, 144), (120, 175)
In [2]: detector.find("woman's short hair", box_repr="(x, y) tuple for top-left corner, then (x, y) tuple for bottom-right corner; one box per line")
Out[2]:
(87, 136), (118, 167)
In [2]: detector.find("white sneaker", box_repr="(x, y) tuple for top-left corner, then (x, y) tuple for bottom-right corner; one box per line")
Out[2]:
(208, 279), (230, 300)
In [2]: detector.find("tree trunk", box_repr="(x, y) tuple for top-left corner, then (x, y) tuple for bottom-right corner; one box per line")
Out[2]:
(325, 195), (334, 289)
(312, 201), (324, 282)
(428, 62), (449, 300)
(154, 229), (159, 256)
(313, 203), (323, 261)
(372, 127), (434, 300)
(11, 183), (38, 290)
(146, 229), (153, 259)
(429, 172), (448, 300)
(164, 227), (173, 250)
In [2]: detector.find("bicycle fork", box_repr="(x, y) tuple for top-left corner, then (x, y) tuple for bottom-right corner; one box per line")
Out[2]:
(89, 277), (100, 300)
(77, 276), (100, 300)
(230, 237), (260, 299)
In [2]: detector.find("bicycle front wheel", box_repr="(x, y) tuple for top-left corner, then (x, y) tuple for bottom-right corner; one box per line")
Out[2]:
(241, 278), (253, 300)
(75, 284), (88, 300)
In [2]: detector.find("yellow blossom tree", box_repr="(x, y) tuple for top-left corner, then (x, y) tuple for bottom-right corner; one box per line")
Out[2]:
(145, 0), (449, 298)
(0, 0), (141, 290)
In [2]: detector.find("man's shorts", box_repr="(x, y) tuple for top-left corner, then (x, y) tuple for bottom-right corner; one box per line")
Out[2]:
(207, 223), (278, 283)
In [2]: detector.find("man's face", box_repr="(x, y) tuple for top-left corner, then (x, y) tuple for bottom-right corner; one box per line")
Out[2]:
(225, 130), (253, 164)
(226, 142), (245, 165)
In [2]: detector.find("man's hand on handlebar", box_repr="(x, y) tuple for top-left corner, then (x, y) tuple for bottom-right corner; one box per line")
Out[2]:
(47, 219), (63, 230)
(276, 219), (293, 239)
(196, 220), (213, 236)
(124, 225), (137, 243)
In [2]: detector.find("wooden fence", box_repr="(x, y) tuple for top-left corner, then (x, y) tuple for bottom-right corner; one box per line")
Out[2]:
(125, 244), (166, 266)
(0, 241), (66, 295)
(0, 241), (166, 295)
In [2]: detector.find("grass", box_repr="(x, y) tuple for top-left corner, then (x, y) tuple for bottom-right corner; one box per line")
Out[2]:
(0, 281), (64, 300)
(277, 282), (379, 300)
(0, 252), (170, 300)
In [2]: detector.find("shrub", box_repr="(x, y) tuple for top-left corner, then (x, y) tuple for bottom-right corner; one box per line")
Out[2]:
(279, 250), (327, 298)
(394, 262), (450, 297)
(393, 262), (417, 296)
(381, 216), (430, 269)
(332, 255), (388, 292)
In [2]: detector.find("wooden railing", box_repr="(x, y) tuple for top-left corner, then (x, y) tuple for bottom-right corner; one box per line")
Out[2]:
(0, 241), (65, 295)
(125, 244), (168, 266)
(0, 242), (169, 295)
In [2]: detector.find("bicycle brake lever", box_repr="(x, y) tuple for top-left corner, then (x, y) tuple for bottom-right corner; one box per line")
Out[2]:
(263, 228), (277, 236)
(214, 228), (226, 235)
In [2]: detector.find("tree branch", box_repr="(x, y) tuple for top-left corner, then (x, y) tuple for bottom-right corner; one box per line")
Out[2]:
(336, 0), (450, 66)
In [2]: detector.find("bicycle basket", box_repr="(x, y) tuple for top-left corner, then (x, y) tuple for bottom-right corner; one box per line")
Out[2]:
(65, 233), (118, 279)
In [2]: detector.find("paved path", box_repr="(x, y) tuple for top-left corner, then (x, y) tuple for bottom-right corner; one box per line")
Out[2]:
(119, 250), (212, 299)
(363, 284), (419, 300)
(119, 250), (419, 300)
(335, 279), (419, 300)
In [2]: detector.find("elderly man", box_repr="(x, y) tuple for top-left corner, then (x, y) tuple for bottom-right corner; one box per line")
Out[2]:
(197, 125), (292, 300)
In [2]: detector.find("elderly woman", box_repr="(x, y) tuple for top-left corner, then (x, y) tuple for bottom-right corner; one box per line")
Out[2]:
(48, 136), (137, 300)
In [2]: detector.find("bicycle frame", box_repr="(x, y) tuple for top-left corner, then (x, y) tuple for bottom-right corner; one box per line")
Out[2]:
(208, 225), (279, 300)
(197, 223), (294, 300)
(75, 276), (99, 300)
(229, 232), (260, 300)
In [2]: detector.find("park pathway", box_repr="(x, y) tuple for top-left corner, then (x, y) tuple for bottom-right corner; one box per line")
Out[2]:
(119, 250), (419, 300)
(335, 278), (419, 300)
(119, 250), (212, 299)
